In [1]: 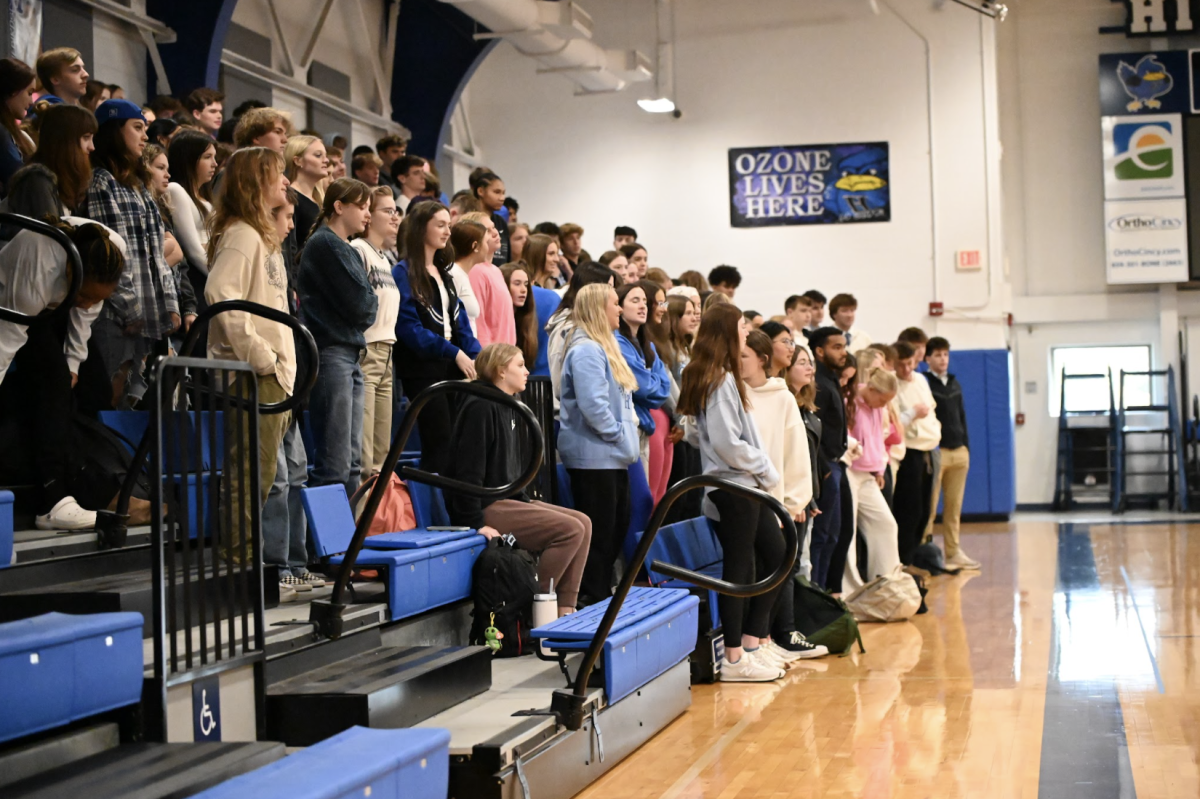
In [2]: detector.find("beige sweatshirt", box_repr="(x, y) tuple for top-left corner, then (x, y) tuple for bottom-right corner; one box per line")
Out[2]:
(747, 377), (814, 517)
(204, 220), (296, 395)
(895, 372), (941, 451)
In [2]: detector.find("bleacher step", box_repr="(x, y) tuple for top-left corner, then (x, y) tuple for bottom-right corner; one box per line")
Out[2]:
(3, 741), (284, 799)
(266, 644), (492, 746)
(12, 526), (152, 565)
(0, 723), (120, 789)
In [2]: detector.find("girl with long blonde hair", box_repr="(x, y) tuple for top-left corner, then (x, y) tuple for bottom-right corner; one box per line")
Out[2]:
(283, 134), (327, 247)
(559, 283), (639, 606)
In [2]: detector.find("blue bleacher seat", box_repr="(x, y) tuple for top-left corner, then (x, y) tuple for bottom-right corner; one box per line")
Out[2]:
(637, 517), (723, 631)
(531, 587), (699, 702)
(301, 485), (484, 621)
(0, 489), (12, 568)
(0, 611), (144, 744)
(192, 726), (451, 799)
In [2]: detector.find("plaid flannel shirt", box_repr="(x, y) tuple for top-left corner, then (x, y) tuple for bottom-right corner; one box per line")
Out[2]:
(83, 168), (178, 341)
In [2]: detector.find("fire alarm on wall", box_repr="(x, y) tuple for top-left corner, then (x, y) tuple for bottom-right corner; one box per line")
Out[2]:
(929, 301), (944, 316)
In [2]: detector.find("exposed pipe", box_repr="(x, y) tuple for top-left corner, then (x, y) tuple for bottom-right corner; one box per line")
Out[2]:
(953, 12), (997, 312)
(439, 0), (650, 94)
(879, 1), (940, 306)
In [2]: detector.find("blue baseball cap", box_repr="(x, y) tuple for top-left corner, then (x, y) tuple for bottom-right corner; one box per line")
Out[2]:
(95, 99), (147, 125)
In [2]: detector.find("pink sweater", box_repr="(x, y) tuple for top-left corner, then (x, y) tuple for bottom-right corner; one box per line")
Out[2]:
(469, 262), (517, 346)
(849, 397), (888, 474)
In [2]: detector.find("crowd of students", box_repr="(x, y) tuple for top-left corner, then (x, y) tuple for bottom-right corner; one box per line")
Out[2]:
(0, 48), (979, 682)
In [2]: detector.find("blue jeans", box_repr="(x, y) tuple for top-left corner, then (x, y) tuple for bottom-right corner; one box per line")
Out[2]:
(263, 419), (309, 576)
(310, 345), (365, 498)
(810, 461), (843, 589)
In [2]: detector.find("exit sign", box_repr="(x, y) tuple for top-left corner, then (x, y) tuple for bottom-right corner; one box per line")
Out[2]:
(956, 250), (983, 271)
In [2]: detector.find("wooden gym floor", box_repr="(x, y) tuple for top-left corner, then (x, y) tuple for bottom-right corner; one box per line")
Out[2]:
(576, 515), (1200, 798)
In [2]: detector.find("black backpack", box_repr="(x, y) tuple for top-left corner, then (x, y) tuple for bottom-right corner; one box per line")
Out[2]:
(469, 536), (539, 657)
(71, 413), (151, 510)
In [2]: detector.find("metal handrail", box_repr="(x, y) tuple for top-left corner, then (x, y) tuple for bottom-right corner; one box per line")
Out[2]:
(549, 475), (798, 731)
(97, 300), (320, 549)
(0, 213), (84, 325)
(309, 379), (545, 639)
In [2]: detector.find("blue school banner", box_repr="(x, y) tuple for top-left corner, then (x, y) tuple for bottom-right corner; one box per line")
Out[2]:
(728, 142), (890, 228)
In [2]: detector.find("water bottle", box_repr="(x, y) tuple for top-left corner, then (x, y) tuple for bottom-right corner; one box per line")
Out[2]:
(532, 580), (557, 657)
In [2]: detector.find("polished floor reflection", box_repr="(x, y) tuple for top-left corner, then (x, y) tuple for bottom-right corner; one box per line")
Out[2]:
(576, 517), (1200, 799)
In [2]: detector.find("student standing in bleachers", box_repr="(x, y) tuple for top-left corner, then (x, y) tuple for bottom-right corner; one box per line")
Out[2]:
(786, 343), (823, 582)
(468, 169), (509, 265)
(350, 185), (401, 485)
(501, 263), (538, 372)
(447, 218), (485, 336)
(459, 211), (514, 347)
(165, 132), (216, 306)
(203, 148), (296, 578)
(0, 58), (35, 195)
(892, 340), (941, 564)
(283, 135), (327, 249)
(843, 366), (902, 590)
(742, 331), (826, 661)
(545, 262), (617, 398)
(559, 283), (639, 607)
(615, 281), (671, 503)
(82, 99), (179, 409)
(446, 343), (591, 615)
(2, 104), (95, 220)
(678, 303), (783, 682)
(808, 327), (848, 590)
(392, 201), (480, 474)
(298, 179), (377, 499)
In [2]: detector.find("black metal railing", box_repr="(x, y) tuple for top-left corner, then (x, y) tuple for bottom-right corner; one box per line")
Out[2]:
(144, 357), (267, 742)
(0, 213), (83, 325)
(98, 300), (319, 548)
(309, 380), (545, 639)
(549, 475), (798, 731)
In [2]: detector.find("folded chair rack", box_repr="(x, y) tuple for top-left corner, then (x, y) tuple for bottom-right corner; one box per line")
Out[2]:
(0, 212), (83, 325)
(98, 299), (321, 548)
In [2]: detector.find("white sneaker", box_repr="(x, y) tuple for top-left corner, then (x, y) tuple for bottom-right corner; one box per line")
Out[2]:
(36, 497), (96, 531)
(762, 640), (804, 665)
(278, 583), (299, 603)
(946, 550), (981, 570)
(747, 645), (786, 671)
(720, 653), (784, 682)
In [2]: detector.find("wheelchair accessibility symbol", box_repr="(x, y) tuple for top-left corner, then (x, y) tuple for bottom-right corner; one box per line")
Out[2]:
(192, 676), (221, 741)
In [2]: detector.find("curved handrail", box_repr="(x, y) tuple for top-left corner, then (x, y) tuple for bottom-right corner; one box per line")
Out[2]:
(309, 379), (545, 638)
(97, 300), (320, 548)
(549, 474), (798, 730)
(0, 213), (83, 325)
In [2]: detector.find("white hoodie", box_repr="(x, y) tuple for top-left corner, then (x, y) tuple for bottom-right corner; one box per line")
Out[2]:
(747, 377), (813, 517)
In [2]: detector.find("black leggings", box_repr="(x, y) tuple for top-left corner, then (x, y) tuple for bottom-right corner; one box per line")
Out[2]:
(826, 468), (856, 593)
(709, 489), (787, 643)
(894, 448), (935, 564)
(769, 518), (810, 638)
(402, 371), (456, 475)
(570, 468), (631, 605)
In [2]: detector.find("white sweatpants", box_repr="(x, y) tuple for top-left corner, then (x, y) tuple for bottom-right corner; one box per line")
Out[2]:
(843, 467), (902, 592)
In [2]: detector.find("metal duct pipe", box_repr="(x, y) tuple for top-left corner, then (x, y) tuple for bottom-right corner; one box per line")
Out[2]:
(441, 0), (650, 94)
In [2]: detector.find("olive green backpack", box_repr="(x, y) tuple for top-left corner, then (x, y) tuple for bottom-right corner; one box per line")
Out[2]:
(792, 576), (865, 657)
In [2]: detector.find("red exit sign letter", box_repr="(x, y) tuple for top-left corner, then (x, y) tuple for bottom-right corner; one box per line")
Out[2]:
(956, 250), (983, 271)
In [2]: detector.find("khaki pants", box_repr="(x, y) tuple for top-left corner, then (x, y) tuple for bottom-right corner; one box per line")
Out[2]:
(221, 374), (291, 564)
(360, 342), (394, 482)
(928, 446), (969, 557)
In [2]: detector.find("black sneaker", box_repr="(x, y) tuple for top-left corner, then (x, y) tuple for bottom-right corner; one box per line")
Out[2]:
(776, 630), (828, 658)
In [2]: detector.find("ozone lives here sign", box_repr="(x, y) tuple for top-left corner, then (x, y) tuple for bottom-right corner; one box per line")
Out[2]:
(728, 142), (890, 228)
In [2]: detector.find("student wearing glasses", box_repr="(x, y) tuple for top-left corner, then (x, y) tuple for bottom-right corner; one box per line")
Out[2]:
(759, 320), (796, 379)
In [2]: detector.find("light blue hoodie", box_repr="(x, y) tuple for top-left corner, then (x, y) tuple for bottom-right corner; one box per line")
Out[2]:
(558, 328), (640, 470)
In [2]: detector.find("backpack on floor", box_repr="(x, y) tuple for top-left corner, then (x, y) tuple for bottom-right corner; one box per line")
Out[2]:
(792, 576), (865, 657)
(469, 536), (539, 657)
(844, 566), (922, 623)
(911, 541), (959, 576)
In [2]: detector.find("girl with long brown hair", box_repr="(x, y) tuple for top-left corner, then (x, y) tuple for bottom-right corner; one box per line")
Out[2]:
(559, 283), (639, 606)
(677, 303), (786, 682)
(524, 233), (561, 289)
(166, 131), (217, 284)
(298, 177), (377, 496)
(501, 263), (538, 368)
(459, 210), (515, 347)
(204, 147), (298, 588)
(3, 104), (95, 220)
(0, 57), (35, 191)
(392, 200), (480, 475)
(616, 280), (672, 503)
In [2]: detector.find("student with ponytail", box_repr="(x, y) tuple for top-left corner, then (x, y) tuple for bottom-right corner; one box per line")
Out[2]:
(458, 211), (515, 347)
(559, 283), (640, 605)
(468, 168), (508, 265)
(392, 201), (480, 475)
(678, 303), (784, 682)
(298, 178), (377, 498)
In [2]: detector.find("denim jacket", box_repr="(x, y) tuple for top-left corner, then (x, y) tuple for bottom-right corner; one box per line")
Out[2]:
(558, 329), (640, 470)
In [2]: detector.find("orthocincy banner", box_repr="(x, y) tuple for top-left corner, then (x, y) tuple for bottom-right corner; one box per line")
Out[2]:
(727, 141), (890, 228)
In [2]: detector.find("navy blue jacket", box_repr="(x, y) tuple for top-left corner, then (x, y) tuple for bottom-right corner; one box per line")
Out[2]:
(297, 225), (378, 350)
(392, 260), (481, 379)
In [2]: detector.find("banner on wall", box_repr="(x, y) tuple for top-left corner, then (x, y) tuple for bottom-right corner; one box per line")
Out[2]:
(7, 0), (40, 67)
(727, 142), (889, 228)
(1099, 51), (1190, 116)
(1104, 197), (1189, 284)
(1101, 113), (1185, 199)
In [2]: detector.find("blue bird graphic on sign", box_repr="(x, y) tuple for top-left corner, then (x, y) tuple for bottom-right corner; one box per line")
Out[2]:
(824, 147), (889, 221)
(1117, 54), (1174, 112)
